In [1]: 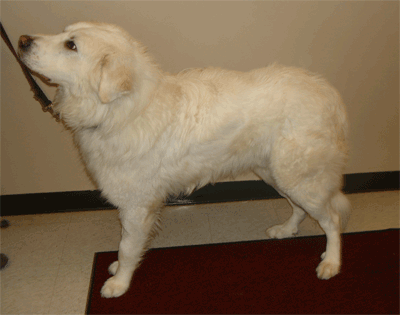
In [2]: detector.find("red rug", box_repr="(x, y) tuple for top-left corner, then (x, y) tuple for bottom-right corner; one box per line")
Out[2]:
(86, 229), (399, 314)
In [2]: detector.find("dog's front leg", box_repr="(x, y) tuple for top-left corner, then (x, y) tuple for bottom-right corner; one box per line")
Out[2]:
(101, 206), (154, 298)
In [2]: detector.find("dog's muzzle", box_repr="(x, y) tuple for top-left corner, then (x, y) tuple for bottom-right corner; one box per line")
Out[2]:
(18, 35), (34, 53)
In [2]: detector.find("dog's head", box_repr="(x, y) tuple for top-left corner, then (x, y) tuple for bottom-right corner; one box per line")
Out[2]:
(18, 22), (157, 104)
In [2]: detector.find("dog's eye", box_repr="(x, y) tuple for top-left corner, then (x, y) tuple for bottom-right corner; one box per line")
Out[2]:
(65, 40), (77, 51)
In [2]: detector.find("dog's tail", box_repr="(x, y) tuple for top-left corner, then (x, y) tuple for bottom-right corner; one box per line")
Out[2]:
(331, 191), (351, 231)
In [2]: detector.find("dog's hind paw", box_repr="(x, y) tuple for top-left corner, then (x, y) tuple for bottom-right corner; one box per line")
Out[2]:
(101, 276), (130, 298)
(266, 224), (298, 239)
(316, 260), (340, 280)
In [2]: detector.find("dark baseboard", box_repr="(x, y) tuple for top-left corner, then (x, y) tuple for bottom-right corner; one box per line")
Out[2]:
(1, 171), (398, 216)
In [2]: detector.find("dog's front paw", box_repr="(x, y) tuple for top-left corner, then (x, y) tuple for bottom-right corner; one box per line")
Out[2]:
(316, 260), (340, 280)
(101, 276), (130, 298)
(108, 261), (119, 275)
(266, 224), (298, 239)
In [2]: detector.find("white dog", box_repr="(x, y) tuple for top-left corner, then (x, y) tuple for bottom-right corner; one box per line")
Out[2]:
(18, 22), (351, 298)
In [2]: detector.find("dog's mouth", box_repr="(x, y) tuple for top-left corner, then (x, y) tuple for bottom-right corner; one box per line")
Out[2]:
(17, 48), (52, 84)
(35, 72), (58, 87)
(23, 64), (52, 83)
(37, 72), (51, 83)
(19, 58), (53, 84)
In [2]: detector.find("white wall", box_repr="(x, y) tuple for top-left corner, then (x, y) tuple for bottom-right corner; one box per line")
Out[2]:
(1, 1), (399, 195)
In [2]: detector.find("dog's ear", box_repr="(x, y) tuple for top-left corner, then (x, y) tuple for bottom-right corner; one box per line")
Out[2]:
(98, 54), (134, 103)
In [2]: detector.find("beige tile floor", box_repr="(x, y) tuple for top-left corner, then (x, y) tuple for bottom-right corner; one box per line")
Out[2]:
(1, 190), (399, 314)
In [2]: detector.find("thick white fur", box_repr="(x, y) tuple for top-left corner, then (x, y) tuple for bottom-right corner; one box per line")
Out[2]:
(19, 22), (351, 298)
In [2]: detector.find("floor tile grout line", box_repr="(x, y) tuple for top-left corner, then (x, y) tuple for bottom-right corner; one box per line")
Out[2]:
(45, 213), (73, 314)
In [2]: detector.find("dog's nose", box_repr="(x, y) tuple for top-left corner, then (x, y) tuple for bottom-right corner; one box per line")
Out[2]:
(19, 35), (34, 51)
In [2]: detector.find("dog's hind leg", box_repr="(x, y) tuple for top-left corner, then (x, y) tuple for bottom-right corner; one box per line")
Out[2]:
(268, 175), (349, 279)
(266, 197), (307, 239)
(255, 168), (307, 239)
(293, 191), (349, 279)
(314, 191), (351, 279)
(101, 205), (161, 298)
(256, 132), (350, 279)
(270, 175), (350, 280)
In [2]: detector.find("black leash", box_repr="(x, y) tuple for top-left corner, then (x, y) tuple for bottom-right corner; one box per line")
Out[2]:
(1, 22), (60, 121)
